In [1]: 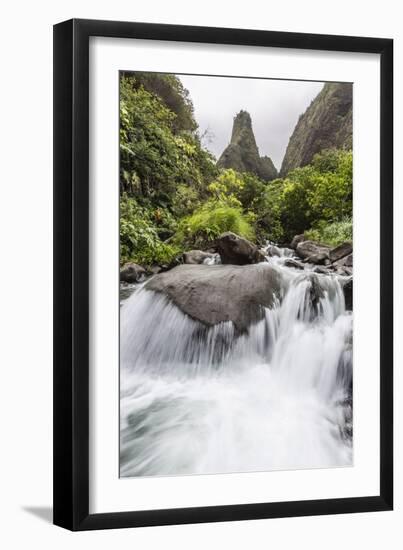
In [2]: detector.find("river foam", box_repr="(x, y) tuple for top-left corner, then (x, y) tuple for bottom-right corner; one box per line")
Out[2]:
(120, 254), (353, 477)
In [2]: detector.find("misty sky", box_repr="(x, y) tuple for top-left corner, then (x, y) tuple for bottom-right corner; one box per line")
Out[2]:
(179, 75), (324, 171)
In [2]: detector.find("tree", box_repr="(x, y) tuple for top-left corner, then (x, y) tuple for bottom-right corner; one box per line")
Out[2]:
(120, 75), (217, 204)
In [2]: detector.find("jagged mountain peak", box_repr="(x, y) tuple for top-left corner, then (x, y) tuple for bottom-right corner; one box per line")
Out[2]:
(217, 110), (278, 182)
(231, 110), (253, 136)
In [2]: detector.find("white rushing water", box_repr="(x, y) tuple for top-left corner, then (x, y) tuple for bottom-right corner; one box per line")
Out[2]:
(120, 251), (353, 477)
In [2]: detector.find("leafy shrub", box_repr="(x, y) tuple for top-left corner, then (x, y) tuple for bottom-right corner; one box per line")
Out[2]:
(205, 169), (280, 244)
(304, 218), (352, 247)
(207, 169), (268, 211)
(171, 184), (201, 218)
(151, 206), (178, 241)
(254, 180), (285, 244)
(259, 149), (353, 243)
(236, 172), (268, 212)
(207, 169), (245, 207)
(175, 200), (255, 248)
(120, 196), (179, 266)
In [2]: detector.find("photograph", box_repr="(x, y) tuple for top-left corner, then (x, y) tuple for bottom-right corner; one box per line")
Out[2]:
(0, 0), (396, 540)
(119, 72), (354, 478)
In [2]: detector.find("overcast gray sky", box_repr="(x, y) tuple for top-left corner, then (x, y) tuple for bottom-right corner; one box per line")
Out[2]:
(178, 75), (324, 171)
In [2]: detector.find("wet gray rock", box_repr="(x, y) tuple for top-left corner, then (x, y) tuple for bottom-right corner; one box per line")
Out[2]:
(145, 263), (282, 332)
(333, 253), (353, 269)
(290, 234), (305, 249)
(342, 278), (353, 310)
(149, 265), (162, 275)
(313, 265), (333, 275)
(308, 274), (325, 310)
(120, 263), (146, 283)
(293, 273), (325, 317)
(183, 250), (215, 265)
(216, 232), (266, 265)
(344, 255), (353, 267)
(266, 245), (281, 257)
(158, 256), (183, 273)
(329, 242), (353, 263)
(283, 258), (305, 270)
(305, 251), (330, 265)
(296, 240), (330, 261)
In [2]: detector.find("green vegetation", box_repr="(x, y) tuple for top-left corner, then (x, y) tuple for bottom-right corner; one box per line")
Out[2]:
(270, 149), (353, 243)
(121, 71), (198, 133)
(119, 75), (217, 202)
(120, 196), (180, 266)
(119, 74), (353, 267)
(280, 82), (352, 176)
(176, 202), (255, 249)
(305, 218), (352, 247)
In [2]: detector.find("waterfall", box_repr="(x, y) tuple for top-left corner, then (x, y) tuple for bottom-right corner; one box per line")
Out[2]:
(120, 253), (353, 478)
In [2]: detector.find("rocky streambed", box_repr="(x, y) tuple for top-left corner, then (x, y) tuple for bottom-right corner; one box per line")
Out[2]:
(119, 232), (353, 477)
(120, 232), (353, 315)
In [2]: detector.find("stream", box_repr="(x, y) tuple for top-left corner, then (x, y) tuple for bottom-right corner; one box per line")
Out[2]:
(119, 246), (353, 477)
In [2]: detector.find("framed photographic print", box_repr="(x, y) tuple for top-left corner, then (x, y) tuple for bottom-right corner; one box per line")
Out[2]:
(53, 19), (393, 530)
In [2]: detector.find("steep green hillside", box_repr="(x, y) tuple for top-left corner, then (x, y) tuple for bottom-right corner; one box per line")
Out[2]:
(280, 83), (352, 176)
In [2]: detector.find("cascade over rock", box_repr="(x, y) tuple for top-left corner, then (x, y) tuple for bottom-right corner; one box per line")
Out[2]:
(217, 111), (278, 181)
(280, 83), (352, 176)
(145, 263), (283, 331)
(120, 243), (353, 477)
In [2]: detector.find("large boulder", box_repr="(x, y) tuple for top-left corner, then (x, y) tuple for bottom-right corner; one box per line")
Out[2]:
(329, 242), (353, 263)
(290, 234), (305, 250)
(216, 232), (266, 265)
(183, 250), (215, 265)
(296, 240), (330, 261)
(120, 263), (146, 283)
(145, 263), (282, 332)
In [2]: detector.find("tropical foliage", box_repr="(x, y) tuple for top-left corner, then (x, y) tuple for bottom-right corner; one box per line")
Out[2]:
(175, 201), (255, 249)
(120, 196), (179, 266)
(304, 218), (353, 247)
(119, 75), (216, 201)
(268, 149), (353, 242)
(119, 73), (353, 266)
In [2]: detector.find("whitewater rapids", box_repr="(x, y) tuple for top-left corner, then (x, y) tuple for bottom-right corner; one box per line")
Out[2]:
(120, 252), (353, 477)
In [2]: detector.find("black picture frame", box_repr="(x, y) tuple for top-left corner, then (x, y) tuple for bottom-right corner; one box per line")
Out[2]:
(53, 18), (393, 531)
